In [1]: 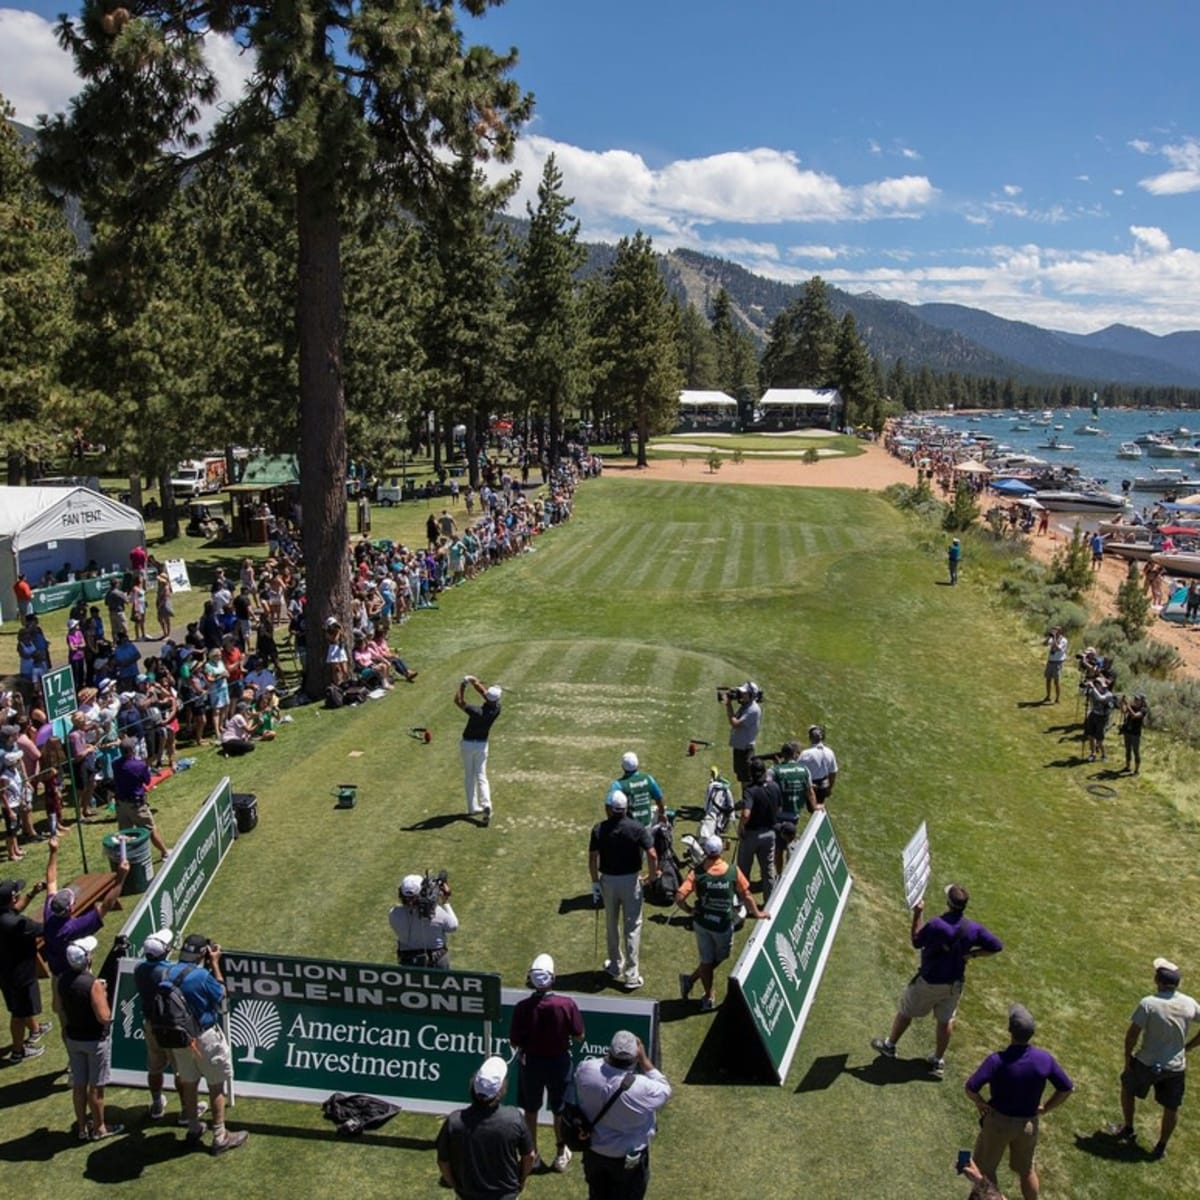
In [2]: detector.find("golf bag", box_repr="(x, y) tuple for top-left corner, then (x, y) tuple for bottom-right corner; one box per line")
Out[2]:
(680, 772), (739, 867)
(644, 811), (682, 905)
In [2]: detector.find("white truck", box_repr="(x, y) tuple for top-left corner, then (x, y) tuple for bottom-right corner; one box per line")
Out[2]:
(171, 456), (227, 499)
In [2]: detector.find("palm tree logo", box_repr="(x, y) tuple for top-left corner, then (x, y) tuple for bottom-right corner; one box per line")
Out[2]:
(775, 933), (800, 987)
(158, 890), (174, 934)
(228, 999), (282, 1064)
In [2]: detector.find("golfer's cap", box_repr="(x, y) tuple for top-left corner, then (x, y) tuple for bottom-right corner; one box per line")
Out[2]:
(1008, 1004), (1036, 1039)
(400, 874), (423, 898)
(945, 883), (969, 910)
(529, 953), (555, 988)
(0, 879), (26, 904)
(1154, 957), (1182, 985)
(472, 1055), (508, 1100)
(608, 1030), (639, 1066)
(142, 929), (174, 960)
(485, 685), (502, 702)
(49, 887), (76, 915)
(702, 835), (724, 856)
(65, 935), (98, 969)
(621, 751), (638, 773)
(605, 789), (628, 812)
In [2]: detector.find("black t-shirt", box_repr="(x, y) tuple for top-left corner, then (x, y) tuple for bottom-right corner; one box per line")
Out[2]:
(461, 701), (501, 742)
(59, 969), (105, 1040)
(0, 907), (42, 985)
(589, 816), (653, 875)
(742, 781), (782, 831)
(436, 1101), (531, 1200)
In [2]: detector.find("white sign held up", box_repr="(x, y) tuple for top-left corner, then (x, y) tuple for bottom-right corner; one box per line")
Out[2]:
(901, 821), (931, 909)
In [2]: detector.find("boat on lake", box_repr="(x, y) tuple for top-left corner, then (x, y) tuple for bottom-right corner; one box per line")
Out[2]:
(1117, 442), (1143, 460)
(1130, 468), (1200, 492)
(1074, 424), (1105, 436)
(1034, 489), (1128, 513)
(1151, 551), (1200, 577)
(1038, 435), (1075, 451)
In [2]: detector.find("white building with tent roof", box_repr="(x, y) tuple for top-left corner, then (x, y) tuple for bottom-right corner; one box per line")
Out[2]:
(757, 387), (844, 431)
(0, 487), (145, 621)
(677, 389), (739, 431)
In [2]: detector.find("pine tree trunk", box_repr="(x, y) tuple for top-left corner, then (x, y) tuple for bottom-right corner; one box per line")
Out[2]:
(159, 470), (179, 540)
(296, 164), (349, 698)
(636, 403), (649, 468)
(128, 472), (144, 511)
(6, 450), (22, 487)
(548, 389), (561, 466)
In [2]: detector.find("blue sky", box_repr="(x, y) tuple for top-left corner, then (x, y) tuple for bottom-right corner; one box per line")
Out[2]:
(5, 1), (1200, 333)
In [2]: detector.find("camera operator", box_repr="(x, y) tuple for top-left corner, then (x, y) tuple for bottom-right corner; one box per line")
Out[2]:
(1042, 627), (1068, 704)
(720, 681), (762, 785)
(1081, 671), (1116, 763)
(1119, 692), (1149, 775)
(389, 873), (458, 968)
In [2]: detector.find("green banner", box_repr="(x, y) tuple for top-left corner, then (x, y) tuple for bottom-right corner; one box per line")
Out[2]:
(119, 777), (237, 953)
(82, 574), (120, 602)
(41, 665), (77, 723)
(32, 580), (81, 614)
(728, 810), (853, 1083)
(109, 950), (658, 1117)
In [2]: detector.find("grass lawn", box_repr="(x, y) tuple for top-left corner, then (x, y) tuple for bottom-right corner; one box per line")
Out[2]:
(2, 477), (1197, 1200)
(645, 431), (866, 458)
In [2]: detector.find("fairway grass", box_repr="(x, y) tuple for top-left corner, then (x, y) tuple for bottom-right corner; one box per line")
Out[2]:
(2, 478), (1197, 1200)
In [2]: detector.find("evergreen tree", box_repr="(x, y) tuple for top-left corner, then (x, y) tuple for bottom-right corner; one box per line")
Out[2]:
(510, 153), (586, 465)
(759, 276), (836, 388)
(595, 232), (684, 467)
(0, 98), (77, 483)
(1115, 562), (1153, 641)
(709, 287), (758, 405)
(39, 0), (531, 695)
(832, 311), (879, 429)
(677, 302), (718, 390)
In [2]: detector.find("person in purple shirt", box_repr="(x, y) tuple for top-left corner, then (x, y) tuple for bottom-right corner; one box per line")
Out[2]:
(112, 739), (170, 860)
(508, 953), (584, 1174)
(41, 838), (128, 978)
(965, 1004), (1073, 1200)
(871, 883), (1003, 1079)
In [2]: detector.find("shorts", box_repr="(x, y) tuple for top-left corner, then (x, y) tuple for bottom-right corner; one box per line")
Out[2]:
(695, 925), (734, 966)
(1044, 660), (1064, 681)
(116, 799), (156, 829)
(517, 1051), (572, 1114)
(1084, 711), (1109, 740)
(173, 1025), (233, 1090)
(142, 1021), (171, 1074)
(2, 804), (18, 837)
(899, 975), (962, 1024)
(775, 820), (798, 851)
(65, 1034), (113, 1088)
(732, 747), (754, 784)
(1, 976), (42, 1019)
(973, 1110), (1038, 1177)
(1122, 1058), (1186, 1110)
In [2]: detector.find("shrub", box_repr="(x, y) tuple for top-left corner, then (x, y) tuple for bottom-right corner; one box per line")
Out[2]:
(802, 447), (819, 465)
(943, 482), (981, 532)
(1048, 526), (1093, 598)
(1114, 563), (1154, 641)
(706, 450), (722, 474)
(1122, 638), (1182, 680)
(731, 448), (744, 465)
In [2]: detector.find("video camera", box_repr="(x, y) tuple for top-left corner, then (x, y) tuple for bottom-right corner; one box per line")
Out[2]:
(716, 682), (764, 704)
(179, 933), (214, 966)
(417, 870), (450, 920)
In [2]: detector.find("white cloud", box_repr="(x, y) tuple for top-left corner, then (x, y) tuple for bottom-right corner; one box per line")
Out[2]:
(0, 10), (78, 123)
(1131, 225), (1171, 254)
(1128, 138), (1154, 155)
(1003, 184), (1022, 196)
(1139, 136), (1200, 195)
(867, 138), (881, 155)
(1112, 187), (1124, 196)
(788, 244), (848, 262)
(1075, 174), (1090, 183)
(900, 146), (920, 161)
(0, 8), (254, 137)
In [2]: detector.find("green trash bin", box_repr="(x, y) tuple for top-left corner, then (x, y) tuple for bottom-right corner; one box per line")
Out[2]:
(102, 828), (154, 895)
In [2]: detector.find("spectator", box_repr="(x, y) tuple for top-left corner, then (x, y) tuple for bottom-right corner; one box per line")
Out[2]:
(0, 875), (51, 1062)
(58, 936), (122, 1141)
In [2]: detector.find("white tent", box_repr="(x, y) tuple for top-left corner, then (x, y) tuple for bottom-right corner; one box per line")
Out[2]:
(757, 388), (844, 429)
(679, 390), (738, 410)
(0, 487), (145, 621)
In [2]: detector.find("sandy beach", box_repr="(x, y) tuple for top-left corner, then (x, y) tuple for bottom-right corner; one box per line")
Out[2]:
(609, 442), (1200, 677)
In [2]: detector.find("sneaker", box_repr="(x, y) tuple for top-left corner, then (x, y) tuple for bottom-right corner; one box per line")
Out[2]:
(1104, 1122), (1137, 1142)
(27, 1020), (52, 1042)
(870, 1037), (897, 1059)
(551, 1146), (573, 1172)
(623, 975), (644, 991)
(12, 1044), (45, 1062)
(481, 807), (491, 827)
(679, 972), (694, 1001)
(185, 1128), (206, 1149)
(148, 1096), (167, 1120)
(178, 1101), (208, 1125)
(927, 1055), (945, 1080)
(603, 961), (621, 979)
(1149, 1141), (1167, 1161)
(211, 1130), (248, 1155)
(700, 996), (715, 1012)
(90, 1124), (125, 1141)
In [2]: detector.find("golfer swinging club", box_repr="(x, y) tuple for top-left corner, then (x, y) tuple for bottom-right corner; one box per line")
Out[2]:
(455, 674), (502, 825)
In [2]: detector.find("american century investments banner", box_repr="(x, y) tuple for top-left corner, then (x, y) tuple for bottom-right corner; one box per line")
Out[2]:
(109, 948), (658, 1118)
(728, 809), (853, 1084)
(119, 776), (237, 953)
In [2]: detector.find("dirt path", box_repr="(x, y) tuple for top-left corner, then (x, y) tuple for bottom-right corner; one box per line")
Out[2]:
(607, 443), (1200, 678)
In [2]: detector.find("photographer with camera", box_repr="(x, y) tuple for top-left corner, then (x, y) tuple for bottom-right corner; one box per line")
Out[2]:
(720, 681), (762, 785)
(1042, 627), (1069, 705)
(148, 933), (247, 1155)
(389, 872), (458, 968)
(1119, 692), (1149, 775)
(1081, 669), (1117, 763)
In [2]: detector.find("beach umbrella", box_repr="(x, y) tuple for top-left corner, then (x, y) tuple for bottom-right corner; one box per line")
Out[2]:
(991, 478), (1037, 496)
(1157, 525), (1200, 537)
(955, 460), (992, 474)
(1014, 497), (1044, 510)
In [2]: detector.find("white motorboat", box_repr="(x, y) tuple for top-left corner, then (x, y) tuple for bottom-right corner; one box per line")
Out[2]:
(1104, 539), (1158, 562)
(1116, 442), (1143, 460)
(1037, 436), (1075, 451)
(1146, 441), (1200, 459)
(1151, 551), (1200, 577)
(1130, 469), (1200, 492)
(1034, 489), (1129, 513)
(1074, 424), (1105, 436)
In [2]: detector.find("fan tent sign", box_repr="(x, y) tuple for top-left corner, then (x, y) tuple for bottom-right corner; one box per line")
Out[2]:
(728, 809), (853, 1083)
(110, 949), (657, 1117)
(119, 777), (238, 954)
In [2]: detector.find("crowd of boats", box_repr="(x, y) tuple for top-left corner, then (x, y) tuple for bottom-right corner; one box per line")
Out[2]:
(887, 410), (1200, 588)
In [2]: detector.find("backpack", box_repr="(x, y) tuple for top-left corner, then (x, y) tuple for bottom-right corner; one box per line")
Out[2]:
(645, 818), (681, 905)
(560, 1072), (634, 1152)
(147, 963), (202, 1049)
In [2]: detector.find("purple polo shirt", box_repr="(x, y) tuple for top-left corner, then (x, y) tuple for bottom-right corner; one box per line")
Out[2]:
(508, 991), (584, 1058)
(913, 910), (1003, 984)
(41, 900), (103, 977)
(113, 754), (152, 804)
(966, 1044), (1074, 1119)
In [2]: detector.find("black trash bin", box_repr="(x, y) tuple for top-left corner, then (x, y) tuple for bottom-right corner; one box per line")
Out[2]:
(232, 793), (258, 834)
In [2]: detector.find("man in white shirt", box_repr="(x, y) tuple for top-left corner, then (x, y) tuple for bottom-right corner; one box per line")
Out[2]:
(799, 724), (839, 809)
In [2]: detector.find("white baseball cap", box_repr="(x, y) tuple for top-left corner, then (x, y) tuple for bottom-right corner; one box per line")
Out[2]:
(66, 935), (99, 970)
(485, 685), (502, 702)
(472, 1056), (508, 1099)
(529, 953), (555, 989)
(621, 751), (638, 773)
(400, 874), (423, 898)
